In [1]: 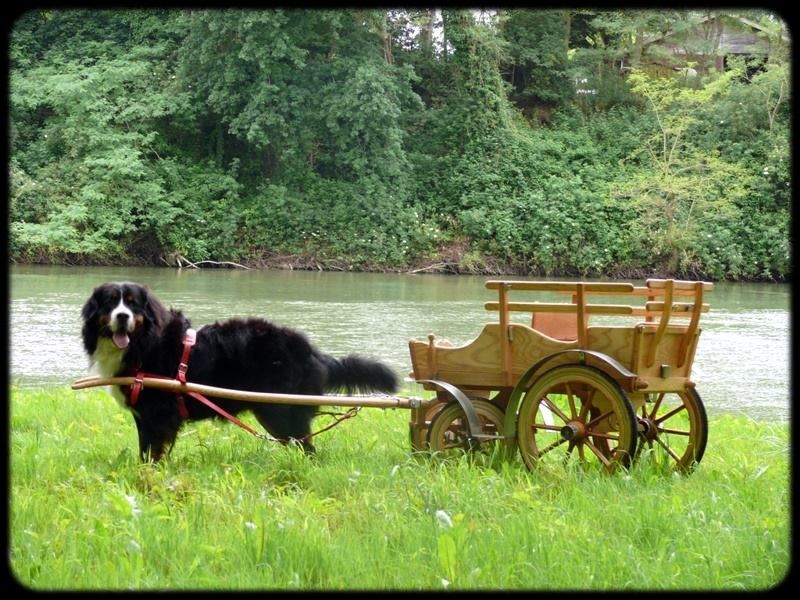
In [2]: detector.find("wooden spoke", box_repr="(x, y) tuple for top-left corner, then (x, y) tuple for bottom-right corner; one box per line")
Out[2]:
(565, 383), (577, 420)
(658, 427), (691, 436)
(531, 423), (564, 433)
(586, 409), (613, 429)
(578, 388), (596, 421)
(655, 404), (686, 425)
(541, 395), (570, 424)
(649, 392), (666, 421)
(584, 439), (612, 467)
(577, 443), (586, 461)
(654, 436), (682, 463)
(538, 436), (569, 456)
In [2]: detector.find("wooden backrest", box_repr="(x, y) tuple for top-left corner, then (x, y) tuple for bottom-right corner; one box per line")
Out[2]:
(484, 279), (713, 368)
(530, 311), (581, 341)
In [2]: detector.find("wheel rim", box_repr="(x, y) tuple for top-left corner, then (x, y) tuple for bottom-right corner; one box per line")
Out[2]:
(516, 365), (637, 473)
(634, 388), (708, 473)
(427, 399), (505, 458)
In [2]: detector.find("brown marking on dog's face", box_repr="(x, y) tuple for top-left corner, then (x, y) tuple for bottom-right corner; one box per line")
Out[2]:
(99, 314), (111, 326)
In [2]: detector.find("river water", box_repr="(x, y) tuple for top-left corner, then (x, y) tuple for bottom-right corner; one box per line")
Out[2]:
(8, 265), (791, 421)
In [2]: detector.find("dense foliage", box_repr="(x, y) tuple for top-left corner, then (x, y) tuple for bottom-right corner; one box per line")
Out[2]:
(9, 9), (791, 280)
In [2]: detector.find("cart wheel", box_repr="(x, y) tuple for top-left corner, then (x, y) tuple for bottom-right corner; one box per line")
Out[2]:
(635, 387), (708, 473)
(427, 399), (505, 458)
(515, 365), (637, 473)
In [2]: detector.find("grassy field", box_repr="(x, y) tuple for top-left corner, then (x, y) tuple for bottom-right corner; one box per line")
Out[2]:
(10, 386), (790, 591)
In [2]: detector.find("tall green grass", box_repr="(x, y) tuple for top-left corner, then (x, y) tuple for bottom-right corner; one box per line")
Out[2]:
(10, 386), (789, 590)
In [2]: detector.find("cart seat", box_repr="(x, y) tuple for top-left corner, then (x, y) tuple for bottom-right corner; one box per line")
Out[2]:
(531, 312), (585, 342)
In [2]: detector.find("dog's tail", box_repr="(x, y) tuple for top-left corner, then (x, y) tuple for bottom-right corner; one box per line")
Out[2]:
(322, 354), (398, 395)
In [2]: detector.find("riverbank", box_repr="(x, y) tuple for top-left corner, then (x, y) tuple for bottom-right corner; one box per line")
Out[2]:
(10, 251), (790, 283)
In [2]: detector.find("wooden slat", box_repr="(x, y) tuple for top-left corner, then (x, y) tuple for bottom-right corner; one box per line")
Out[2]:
(485, 302), (634, 315)
(576, 283), (587, 348)
(488, 280), (712, 295)
(646, 279), (714, 292)
(630, 309), (707, 319)
(485, 280), (634, 294)
(677, 281), (706, 368)
(645, 302), (710, 313)
(553, 286), (709, 297)
(498, 282), (513, 386)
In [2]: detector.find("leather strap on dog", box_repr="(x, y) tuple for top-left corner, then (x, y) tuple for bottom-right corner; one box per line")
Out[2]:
(124, 327), (356, 442)
(127, 329), (197, 420)
(183, 391), (261, 437)
(176, 328), (196, 384)
(129, 372), (189, 420)
(127, 329), (259, 433)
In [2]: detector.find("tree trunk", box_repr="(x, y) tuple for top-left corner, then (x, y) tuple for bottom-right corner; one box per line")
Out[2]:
(419, 8), (435, 53)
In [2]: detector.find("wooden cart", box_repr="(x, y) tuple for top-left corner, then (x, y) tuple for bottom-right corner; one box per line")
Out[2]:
(73, 277), (712, 474)
(408, 278), (712, 473)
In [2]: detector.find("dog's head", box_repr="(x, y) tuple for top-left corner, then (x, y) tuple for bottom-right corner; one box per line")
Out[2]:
(81, 282), (168, 356)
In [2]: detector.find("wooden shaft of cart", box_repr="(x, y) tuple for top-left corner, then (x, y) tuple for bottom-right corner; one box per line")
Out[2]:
(72, 375), (433, 410)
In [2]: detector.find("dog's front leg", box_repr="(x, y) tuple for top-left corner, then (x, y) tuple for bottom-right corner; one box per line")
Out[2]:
(132, 412), (179, 462)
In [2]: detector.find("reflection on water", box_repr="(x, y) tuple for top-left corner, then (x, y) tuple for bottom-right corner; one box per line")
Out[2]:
(9, 265), (790, 421)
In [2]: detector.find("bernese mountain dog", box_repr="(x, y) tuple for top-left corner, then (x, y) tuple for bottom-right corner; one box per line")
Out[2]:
(81, 282), (398, 461)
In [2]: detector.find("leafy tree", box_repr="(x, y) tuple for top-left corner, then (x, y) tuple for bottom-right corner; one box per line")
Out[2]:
(615, 68), (753, 277)
(500, 10), (574, 109)
(7, 8), (791, 280)
(10, 16), (190, 262)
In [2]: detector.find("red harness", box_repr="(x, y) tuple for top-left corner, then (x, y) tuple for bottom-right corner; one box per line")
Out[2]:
(122, 329), (361, 444)
(126, 329), (260, 436)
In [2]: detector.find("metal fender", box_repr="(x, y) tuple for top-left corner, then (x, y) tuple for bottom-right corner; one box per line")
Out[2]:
(414, 379), (484, 450)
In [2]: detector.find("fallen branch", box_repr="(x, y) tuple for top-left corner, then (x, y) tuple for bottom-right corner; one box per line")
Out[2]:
(407, 262), (458, 274)
(174, 255), (250, 270)
(192, 260), (251, 270)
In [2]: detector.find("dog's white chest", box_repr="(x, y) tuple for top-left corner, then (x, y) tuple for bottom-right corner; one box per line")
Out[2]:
(89, 338), (128, 407)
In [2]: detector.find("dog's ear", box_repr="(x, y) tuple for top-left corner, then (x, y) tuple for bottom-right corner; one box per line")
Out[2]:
(81, 286), (104, 355)
(81, 287), (102, 322)
(143, 287), (168, 327)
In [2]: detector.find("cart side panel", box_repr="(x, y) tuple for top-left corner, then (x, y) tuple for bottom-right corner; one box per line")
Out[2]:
(409, 323), (576, 389)
(586, 326), (636, 371)
(507, 324), (578, 375)
(632, 325), (701, 380)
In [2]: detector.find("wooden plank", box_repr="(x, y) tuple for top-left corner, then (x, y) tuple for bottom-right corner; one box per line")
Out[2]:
(485, 280), (634, 293)
(630, 308), (707, 319)
(645, 280), (673, 368)
(498, 283), (513, 386)
(553, 286), (710, 297)
(485, 302), (634, 315)
(644, 302), (710, 313)
(576, 283), (587, 348)
(646, 279), (714, 292)
(677, 281), (705, 367)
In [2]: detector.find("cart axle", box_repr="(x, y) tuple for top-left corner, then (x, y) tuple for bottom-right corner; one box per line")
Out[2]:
(560, 422), (586, 442)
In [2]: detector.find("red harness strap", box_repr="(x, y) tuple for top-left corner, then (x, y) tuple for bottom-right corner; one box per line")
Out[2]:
(127, 329), (261, 437)
(176, 328), (195, 384)
(128, 329), (195, 420)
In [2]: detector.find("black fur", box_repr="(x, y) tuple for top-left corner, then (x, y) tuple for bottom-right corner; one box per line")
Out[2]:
(81, 282), (398, 461)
